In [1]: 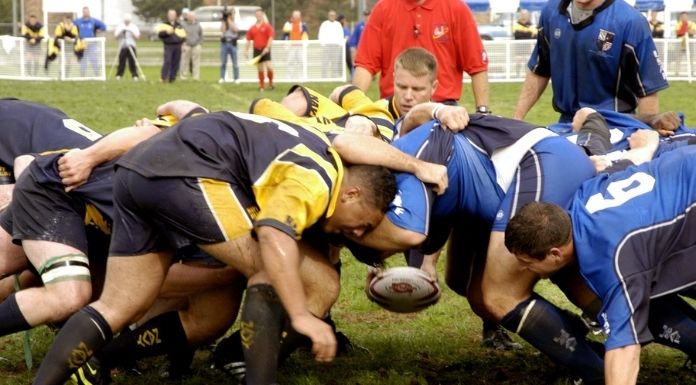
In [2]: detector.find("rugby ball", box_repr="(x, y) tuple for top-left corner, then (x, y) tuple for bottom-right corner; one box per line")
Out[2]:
(367, 266), (441, 313)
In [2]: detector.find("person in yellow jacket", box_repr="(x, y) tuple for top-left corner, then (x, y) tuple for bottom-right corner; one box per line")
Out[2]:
(45, 16), (85, 71)
(21, 14), (45, 76)
(157, 9), (187, 82)
(513, 9), (537, 40)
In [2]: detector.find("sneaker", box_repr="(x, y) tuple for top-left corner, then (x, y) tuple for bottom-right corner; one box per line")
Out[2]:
(335, 330), (370, 356)
(211, 334), (246, 384)
(259, 87), (264, 92)
(115, 76), (121, 80)
(481, 323), (523, 351)
(234, 79), (241, 84)
(218, 78), (225, 84)
(267, 85), (275, 90)
(132, 76), (138, 81)
(70, 358), (109, 385)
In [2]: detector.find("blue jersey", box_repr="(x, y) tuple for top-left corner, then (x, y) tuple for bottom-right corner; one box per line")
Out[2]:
(74, 17), (106, 38)
(570, 145), (696, 350)
(530, 0), (668, 121)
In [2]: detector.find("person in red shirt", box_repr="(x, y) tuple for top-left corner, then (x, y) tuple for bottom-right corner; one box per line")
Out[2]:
(246, 9), (275, 91)
(353, 0), (490, 112)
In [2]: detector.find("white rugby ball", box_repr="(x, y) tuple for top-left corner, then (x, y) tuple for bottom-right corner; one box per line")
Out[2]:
(367, 266), (441, 313)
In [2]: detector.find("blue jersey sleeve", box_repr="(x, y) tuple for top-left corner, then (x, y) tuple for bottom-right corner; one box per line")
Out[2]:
(621, 17), (668, 97)
(386, 173), (431, 234)
(528, 4), (551, 76)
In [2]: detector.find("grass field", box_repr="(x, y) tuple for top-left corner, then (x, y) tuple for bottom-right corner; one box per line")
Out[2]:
(0, 74), (695, 385)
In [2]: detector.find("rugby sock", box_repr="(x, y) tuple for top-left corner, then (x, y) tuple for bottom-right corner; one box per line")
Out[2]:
(500, 294), (604, 384)
(32, 306), (112, 385)
(258, 71), (265, 88)
(649, 295), (696, 357)
(97, 311), (190, 370)
(0, 293), (31, 337)
(241, 284), (285, 385)
(404, 249), (425, 268)
(267, 70), (274, 87)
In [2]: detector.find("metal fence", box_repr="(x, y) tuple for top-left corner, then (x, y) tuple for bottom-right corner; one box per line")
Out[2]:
(1, 36), (694, 82)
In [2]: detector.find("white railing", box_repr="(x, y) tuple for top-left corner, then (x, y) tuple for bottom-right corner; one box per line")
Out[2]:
(0, 36), (105, 81)
(1, 37), (693, 83)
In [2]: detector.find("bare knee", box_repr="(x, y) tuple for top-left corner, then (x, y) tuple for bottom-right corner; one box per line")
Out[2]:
(45, 281), (92, 322)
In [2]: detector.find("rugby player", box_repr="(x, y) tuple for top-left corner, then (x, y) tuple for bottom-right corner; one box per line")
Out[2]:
(32, 104), (457, 385)
(505, 145), (696, 385)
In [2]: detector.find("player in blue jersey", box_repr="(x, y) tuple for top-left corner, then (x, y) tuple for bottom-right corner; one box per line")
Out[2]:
(513, 0), (676, 136)
(505, 145), (696, 385)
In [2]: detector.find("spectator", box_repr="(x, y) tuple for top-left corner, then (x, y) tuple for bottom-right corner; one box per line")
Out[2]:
(337, 14), (353, 79)
(180, 10), (203, 81)
(157, 9), (187, 83)
(220, 8), (240, 84)
(348, 9), (370, 75)
(46, 16), (84, 72)
(353, 0), (490, 111)
(318, 10), (345, 79)
(675, 11), (696, 38)
(514, 0), (672, 135)
(114, 13), (140, 81)
(513, 9), (537, 40)
(20, 14), (44, 76)
(282, 10), (309, 80)
(245, 9), (274, 91)
(74, 6), (106, 77)
(648, 10), (664, 39)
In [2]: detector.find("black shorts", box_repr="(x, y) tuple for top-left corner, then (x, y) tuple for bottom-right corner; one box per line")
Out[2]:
(0, 171), (109, 259)
(109, 167), (256, 256)
(253, 47), (271, 63)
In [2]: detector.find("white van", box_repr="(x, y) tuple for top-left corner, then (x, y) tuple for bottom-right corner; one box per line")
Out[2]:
(191, 5), (261, 40)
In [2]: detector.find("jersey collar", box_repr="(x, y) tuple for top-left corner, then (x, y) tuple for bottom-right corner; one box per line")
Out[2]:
(403, 0), (434, 11)
(560, 0), (615, 30)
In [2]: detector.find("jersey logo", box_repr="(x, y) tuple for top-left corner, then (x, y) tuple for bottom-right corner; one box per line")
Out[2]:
(553, 28), (561, 40)
(596, 29), (615, 52)
(432, 23), (450, 43)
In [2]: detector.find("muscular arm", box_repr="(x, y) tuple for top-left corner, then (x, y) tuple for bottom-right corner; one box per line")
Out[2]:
(400, 103), (470, 136)
(58, 124), (162, 191)
(352, 66), (374, 93)
(635, 94), (679, 136)
(605, 345), (641, 385)
(470, 71), (490, 108)
(513, 71), (550, 120)
(331, 133), (448, 193)
(352, 217), (426, 253)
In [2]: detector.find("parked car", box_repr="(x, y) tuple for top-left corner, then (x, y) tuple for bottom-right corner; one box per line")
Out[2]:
(192, 5), (260, 40)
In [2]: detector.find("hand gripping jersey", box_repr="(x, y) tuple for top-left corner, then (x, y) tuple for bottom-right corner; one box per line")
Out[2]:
(569, 145), (696, 350)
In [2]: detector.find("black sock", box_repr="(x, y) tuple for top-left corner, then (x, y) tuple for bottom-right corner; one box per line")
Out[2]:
(32, 306), (113, 385)
(0, 293), (32, 337)
(500, 294), (604, 383)
(98, 311), (190, 370)
(241, 284), (286, 385)
(649, 295), (696, 357)
(577, 112), (612, 156)
(404, 249), (425, 267)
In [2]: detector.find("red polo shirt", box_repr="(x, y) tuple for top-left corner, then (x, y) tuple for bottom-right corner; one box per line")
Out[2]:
(355, 0), (488, 102)
(247, 21), (274, 50)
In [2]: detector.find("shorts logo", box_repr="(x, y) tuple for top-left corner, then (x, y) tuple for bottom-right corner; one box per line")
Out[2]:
(659, 324), (681, 344)
(596, 29), (615, 52)
(495, 210), (504, 221)
(553, 28), (561, 39)
(432, 23), (450, 43)
(553, 328), (577, 352)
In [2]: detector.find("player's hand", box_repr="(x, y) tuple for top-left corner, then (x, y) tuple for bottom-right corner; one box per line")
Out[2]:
(414, 161), (448, 195)
(345, 115), (378, 137)
(365, 265), (384, 294)
(627, 129), (659, 150)
(436, 106), (469, 132)
(647, 112), (679, 137)
(156, 100), (204, 121)
(291, 313), (337, 363)
(58, 148), (96, 192)
(134, 117), (159, 129)
(589, 155), (611, 173)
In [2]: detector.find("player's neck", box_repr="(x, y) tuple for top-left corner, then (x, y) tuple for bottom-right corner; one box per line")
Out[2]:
(573, 0), (605, 11)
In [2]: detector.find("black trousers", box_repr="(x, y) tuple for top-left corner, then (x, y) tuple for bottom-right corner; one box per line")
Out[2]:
(116, 46), (137, 78)
(161, 44), (181, 82)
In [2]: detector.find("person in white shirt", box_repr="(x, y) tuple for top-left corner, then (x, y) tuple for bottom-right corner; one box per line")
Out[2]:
(318, 10), (345, 78)
(114, 14), (140, 80)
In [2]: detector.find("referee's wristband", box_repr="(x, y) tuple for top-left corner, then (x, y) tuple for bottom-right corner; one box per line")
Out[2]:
(431, 103), (445, 120)
(476, 105), (491, 114)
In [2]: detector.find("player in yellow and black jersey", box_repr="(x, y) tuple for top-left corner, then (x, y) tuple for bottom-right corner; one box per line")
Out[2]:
(34, 108), (399, 385)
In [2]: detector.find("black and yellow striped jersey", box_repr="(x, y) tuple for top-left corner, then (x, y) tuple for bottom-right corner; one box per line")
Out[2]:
(117, 111), (343, 239)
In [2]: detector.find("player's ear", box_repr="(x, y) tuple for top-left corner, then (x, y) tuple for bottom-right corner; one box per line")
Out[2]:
(341, 185), (361, 202)
(547, 247), (565, 269)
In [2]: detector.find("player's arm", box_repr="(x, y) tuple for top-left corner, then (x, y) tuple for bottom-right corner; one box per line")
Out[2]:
(605, 344), (641, 385)
(352, 217), (426, 252)
(400, 103), (470, 136)
(331, 133), (448, 194)
(513, 71), (549, 120)
(635, 95), (679, 136)
(352, 66), (374, 93)
(58, 123), (162, 191)
(14, 154), (36, 179)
